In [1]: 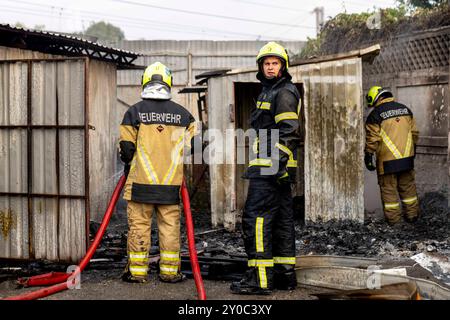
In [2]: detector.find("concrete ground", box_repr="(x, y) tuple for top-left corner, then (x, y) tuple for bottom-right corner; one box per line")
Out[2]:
(0, 268), (322, 300)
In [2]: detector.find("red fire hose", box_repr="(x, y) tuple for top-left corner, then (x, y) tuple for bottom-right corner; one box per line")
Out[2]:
(181, 178), (206, 300)
(3, 175), (206, 300)
(2, 174), (126, 300)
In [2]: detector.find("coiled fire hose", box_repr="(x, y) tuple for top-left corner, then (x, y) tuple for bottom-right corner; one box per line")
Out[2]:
(3, 175), (206, 300)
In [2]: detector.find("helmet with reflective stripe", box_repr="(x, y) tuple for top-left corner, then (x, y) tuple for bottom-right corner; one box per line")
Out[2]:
(142, 62), (173, 88)
(256, 41), (289, 70)
(366, 86), (393, 107)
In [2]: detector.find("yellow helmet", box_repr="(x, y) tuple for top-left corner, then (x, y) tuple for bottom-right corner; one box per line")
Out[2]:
(366, 86), (393, 107)
(256, 41), (289, 70)
(142, 62), (172, 88)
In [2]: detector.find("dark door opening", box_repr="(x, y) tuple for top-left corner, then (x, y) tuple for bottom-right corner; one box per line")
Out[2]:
(233, 82), (305, 224)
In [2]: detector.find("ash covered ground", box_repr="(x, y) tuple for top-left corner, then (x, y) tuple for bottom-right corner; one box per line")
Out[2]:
(186, 192), (449, 258)
(1, 191), (448, 299)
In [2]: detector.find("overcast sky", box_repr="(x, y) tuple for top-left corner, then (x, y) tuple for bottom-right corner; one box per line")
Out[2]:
(0, 0), (397, 41)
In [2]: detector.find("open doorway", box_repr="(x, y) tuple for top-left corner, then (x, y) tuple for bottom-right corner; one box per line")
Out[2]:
(233, 81), (305, 224)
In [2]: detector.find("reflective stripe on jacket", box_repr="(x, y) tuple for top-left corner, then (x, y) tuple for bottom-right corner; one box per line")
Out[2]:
(245, 71), (301, 179)
(119, 99), (196, 204)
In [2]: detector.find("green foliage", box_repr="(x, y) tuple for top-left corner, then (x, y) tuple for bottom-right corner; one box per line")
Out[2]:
(296, 2), (449, 58)
(397, 0), (448, 10)
(83, 21), (125, 42)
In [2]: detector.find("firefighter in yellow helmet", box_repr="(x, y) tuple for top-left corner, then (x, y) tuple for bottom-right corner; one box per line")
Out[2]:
(118, 61), (197, 283)
(365, 86), (420, 224)
(230, 42), (301, 295)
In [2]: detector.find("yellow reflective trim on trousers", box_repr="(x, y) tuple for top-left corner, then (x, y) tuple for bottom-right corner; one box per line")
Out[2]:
(249, 158), (272, 167)
(256, 217), (264, 253)
(273, 257), (296, 264)
(287, 160), (297, 168)
(384, 202), (400, 209)
(137, 142), (160, 184)
(129, 252), (149, 262)
(160, 265), (179, 275)
(258, 267), (268, 289)
(257, 101), (271, 110)
(248, 259), (274, 267)
(129, 252), (148, 258)
(160, 251), (180, 262)
(401, 196), (417, 204)
(275, 112), (298, 124)
(160, 251), (180, 258)
(162, 134), (185, 185)
(130, 266), (148, 276)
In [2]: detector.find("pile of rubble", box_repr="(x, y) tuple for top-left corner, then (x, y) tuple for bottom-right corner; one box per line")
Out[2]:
(295, 192), (449, 258)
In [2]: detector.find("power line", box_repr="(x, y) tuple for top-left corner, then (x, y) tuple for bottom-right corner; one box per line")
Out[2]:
(229, 0), (310, 13)
(0, 3), (302, 40)
(111, 0), (316, 29)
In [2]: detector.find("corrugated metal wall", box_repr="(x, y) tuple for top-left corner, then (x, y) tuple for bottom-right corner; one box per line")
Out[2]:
(0, 59), (87, 261)
(0, 62), (29, 259)
(208, 56), (365, 230)
(112, 40), (305, 121)
(291, 59), (364, 222)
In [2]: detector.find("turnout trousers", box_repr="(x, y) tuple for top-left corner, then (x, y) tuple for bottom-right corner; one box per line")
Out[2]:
(126, 201), (181, 281)
(242, 178), (297, 290)
(378, 170), (419, 224)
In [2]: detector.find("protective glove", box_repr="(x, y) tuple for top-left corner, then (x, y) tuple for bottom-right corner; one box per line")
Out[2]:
(124, 163), (131, 177)
(364, 152), (376, 171)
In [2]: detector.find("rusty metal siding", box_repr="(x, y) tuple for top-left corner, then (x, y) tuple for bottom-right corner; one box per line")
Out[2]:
(293, 59), (364, 222)
(0, 62), (29, 259)
(88, 60), (118, 223)
(0, 59), (87, 262)
(208, 55), (366, 229)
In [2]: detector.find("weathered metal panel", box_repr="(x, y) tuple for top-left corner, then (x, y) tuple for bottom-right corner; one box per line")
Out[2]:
(88, 60), (118, 222)
(32, 198), (57, 260)
(0, 62), (29, 259)
(208, 72), (261, 230)
(57, 61), (85, 126)
(59, 199), (86, 262)
(293, 58), (364, 222)
(0, 197), (28, 259)
(0, 58), (88, 261)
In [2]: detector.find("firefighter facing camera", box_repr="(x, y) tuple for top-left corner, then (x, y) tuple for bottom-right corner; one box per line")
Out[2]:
(364, 86), (420, 225)
(118, 62), (197, 284)
(230, 42), (301, 295)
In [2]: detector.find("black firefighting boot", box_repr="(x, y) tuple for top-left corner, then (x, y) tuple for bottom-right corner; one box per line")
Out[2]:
(230, 268), (273, 295)
(159, 272), (186, 283)
(274, 264), (297, 290)
(121, 270), (148, 284)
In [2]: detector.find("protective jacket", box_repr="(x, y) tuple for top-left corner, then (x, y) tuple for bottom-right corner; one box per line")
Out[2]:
(245, 71), (301, 181)
(365, 98), (419, 175)
(119, 99), (196, 204)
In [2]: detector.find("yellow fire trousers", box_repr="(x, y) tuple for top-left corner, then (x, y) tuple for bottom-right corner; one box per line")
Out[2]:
(126, 201), (181, 280)
(378, 170), (419, 224)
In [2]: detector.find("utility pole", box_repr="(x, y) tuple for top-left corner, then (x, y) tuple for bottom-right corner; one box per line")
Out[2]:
(312, 7), (324, 36)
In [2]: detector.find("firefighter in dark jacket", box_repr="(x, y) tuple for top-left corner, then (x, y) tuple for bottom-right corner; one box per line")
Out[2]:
(230, 42), (301, 295)
(118, 62), (197, 283)
(365, 86), (419, 224)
